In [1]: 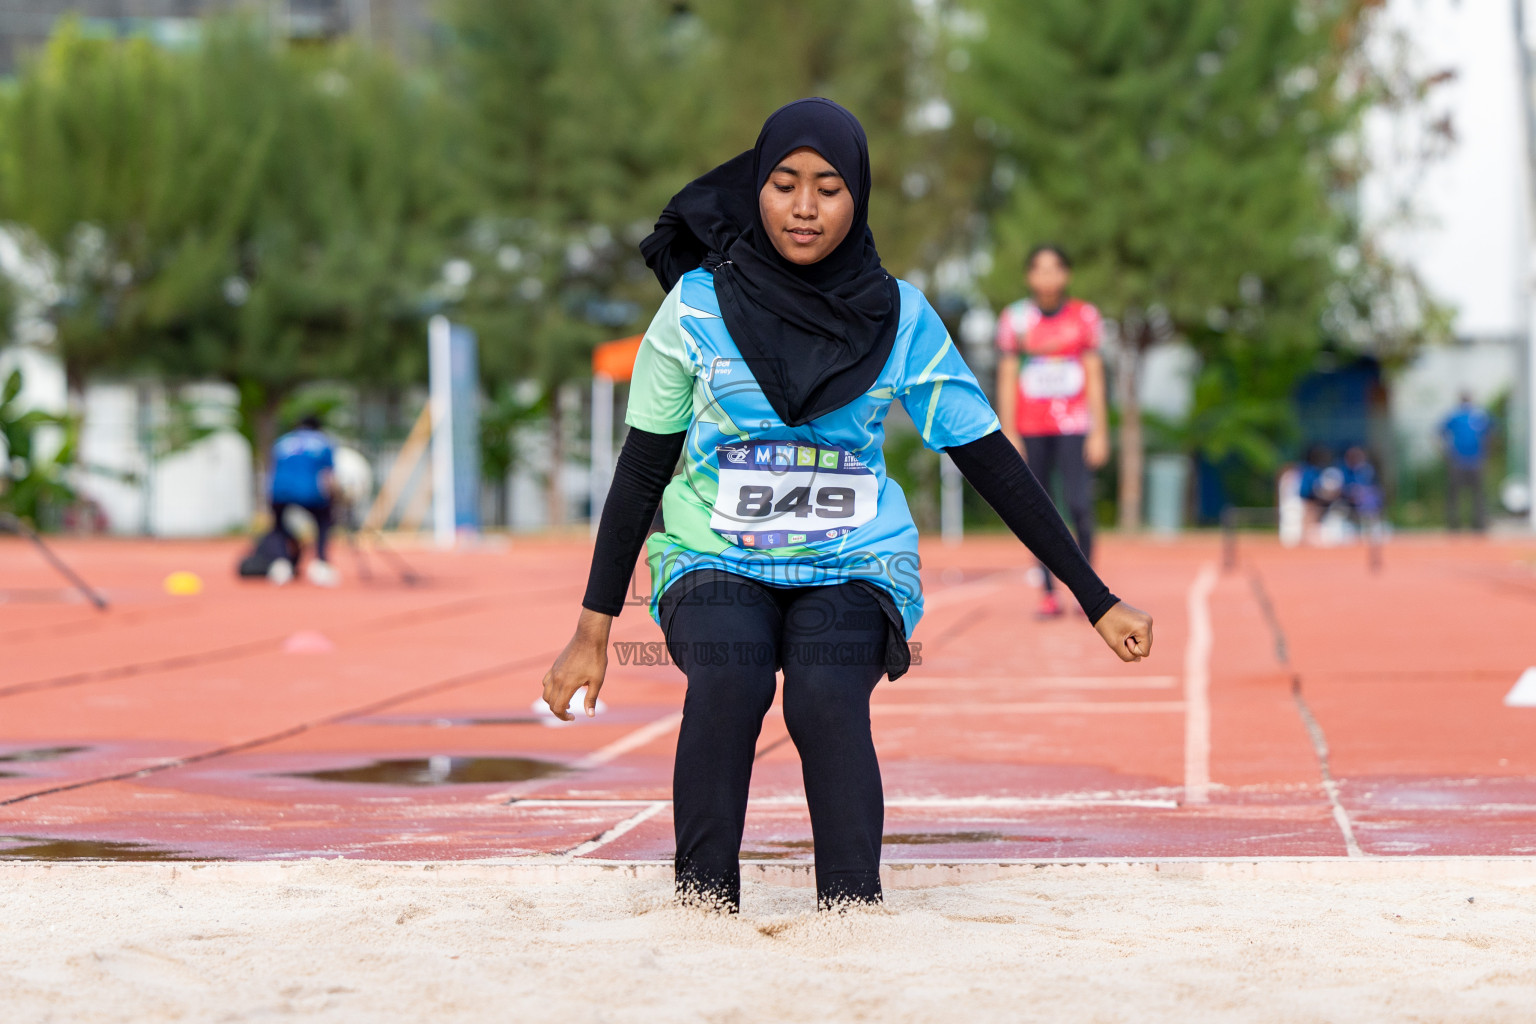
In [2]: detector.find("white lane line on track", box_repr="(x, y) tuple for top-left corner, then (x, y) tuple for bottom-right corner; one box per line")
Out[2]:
(1505, 666), (1536, 706)
(512, 796), (1182, 810)
(510, 799), (660, 807)
(1292, 692), (1366, 857)
(1247, 566), (1365, 858)
(573, 712), (685, 770)
(488, 711), (684, 803)
(1183, 562), (1219, 805)
(877, 675), (1179, 691)
(768, 795), (1181, 810)
(919, 574), (1021, 611)
(870, 701), (1185, 715)
(564, 800), (671, 858)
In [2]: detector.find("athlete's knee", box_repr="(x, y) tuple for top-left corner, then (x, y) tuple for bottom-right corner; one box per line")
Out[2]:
(782, 672), (874, 739)
(680, 664), (776, 723)
(1069, 501), (1095, 538)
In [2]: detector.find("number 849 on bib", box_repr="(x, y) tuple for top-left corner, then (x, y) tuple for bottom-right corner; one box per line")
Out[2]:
(710, 441), (879, 547)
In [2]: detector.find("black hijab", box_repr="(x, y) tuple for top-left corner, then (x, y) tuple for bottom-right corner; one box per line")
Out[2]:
(640, 98), (900, 427)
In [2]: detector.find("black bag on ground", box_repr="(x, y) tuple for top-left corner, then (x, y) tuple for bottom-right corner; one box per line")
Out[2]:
(237, 529), (299, 578)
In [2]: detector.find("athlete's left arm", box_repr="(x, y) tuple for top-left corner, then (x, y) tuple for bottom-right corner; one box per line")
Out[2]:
(1083, 352), (1109, 469)
(949, 432), (1153, 663)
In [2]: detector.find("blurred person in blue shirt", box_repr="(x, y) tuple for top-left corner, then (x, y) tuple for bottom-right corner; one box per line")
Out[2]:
(269, 415), (338, 585)
(1342, 446), (1382, 520)
(1299, 445), (1342, 510)
(1439, 393), (1493, 532)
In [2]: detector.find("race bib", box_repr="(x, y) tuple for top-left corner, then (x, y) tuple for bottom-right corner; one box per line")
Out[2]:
(1020, 357), (1085, 400)
(711, 441), (878, 548)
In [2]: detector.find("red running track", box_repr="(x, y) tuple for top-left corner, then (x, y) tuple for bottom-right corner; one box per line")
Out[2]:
(1, 532), (1533, 862)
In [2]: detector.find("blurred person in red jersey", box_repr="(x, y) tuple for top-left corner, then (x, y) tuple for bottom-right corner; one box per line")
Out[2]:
(995, 245), (1109, 618)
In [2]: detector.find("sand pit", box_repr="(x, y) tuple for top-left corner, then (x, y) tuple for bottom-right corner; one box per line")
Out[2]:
(3, 861), (1534, 1023)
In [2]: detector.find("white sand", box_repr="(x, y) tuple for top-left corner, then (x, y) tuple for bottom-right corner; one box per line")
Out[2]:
(3, 861), (1535, 1023)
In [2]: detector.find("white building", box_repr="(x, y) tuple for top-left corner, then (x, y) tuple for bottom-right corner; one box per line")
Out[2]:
(0, 230), (252, 537)
(1363, 0), (1534, 490)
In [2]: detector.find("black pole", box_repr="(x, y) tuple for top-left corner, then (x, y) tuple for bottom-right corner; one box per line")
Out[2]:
(0, 513), (109, 610)
(1220, 505), (1238, 571)
(362, 528), (422, 585)
(1366, 514), (1383, 574)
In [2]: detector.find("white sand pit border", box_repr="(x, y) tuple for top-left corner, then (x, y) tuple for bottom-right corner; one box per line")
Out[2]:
(5, 855), (1535, 888)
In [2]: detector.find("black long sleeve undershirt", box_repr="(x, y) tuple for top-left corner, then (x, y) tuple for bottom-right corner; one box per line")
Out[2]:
(581, 426), (1118, 624)
(946, 430), (1118, 623)
(581, 427), (686, 616)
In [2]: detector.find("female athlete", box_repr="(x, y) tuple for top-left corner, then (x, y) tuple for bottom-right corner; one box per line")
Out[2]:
(542, 99), (1152, 912)
(995, 245), (1110, 618)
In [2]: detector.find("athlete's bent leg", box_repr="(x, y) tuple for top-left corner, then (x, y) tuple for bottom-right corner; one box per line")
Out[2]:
(1021, 435), (1060, 594)
(1057, 434), (1095, 564)
(665, 577), (781, 911)
(307, 501), (334, 563)
(267, 501), (298, 584)
(780, 583), (887, 909)
(272, 501), (294, 546)
(1469, 463), (1488, 532)
(1446, 462), (1464, 531)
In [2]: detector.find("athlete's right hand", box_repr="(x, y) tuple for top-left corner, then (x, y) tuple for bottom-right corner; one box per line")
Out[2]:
(541, 608), (612, 721)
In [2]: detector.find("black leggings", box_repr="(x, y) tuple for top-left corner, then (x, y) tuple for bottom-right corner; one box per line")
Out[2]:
(272, 500), (332, 563)
(663, 574), (888, 911)
(1022, 434), (1093, 592)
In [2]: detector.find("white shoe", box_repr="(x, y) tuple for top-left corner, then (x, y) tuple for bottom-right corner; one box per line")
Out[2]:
(306, 560), (339, 587)
(267, 558), (293, 586)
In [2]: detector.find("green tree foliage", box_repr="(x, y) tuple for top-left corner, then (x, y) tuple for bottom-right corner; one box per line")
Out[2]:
(444, 0), (985, 386)
(679, 0), (985, 280)
(0, 3), (1453, 533)
(0, 272), (14, 350)
(478, 383), (548, 526)
(0, 18), (467, 460)
(0, 368), (76, 524)
(442, 0), (987, 524)
(442, 0), (692, 391)
(957, 0), (1383, 525)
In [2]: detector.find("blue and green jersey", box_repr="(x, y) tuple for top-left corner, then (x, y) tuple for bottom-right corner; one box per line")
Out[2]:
(625, 269), (999, 637)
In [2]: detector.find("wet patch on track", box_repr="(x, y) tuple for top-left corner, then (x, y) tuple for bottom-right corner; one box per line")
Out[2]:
(358, 716), (546, 728)
(276, 755), (568, 786)
(0, 746), (92, 777)
(0, 835), (196, 861)
(0, 746), (91, 763)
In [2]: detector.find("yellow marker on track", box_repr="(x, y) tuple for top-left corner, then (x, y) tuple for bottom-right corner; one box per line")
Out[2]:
(164, 571), (203, 596)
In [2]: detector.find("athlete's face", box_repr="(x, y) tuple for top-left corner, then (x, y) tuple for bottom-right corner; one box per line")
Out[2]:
(1027, 251), (1070, 306)
(758, 147), (855, 266)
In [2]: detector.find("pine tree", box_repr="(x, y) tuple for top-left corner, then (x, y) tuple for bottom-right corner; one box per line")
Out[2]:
(444, 0), (988, 381)
(442, 0), (693, 392)
(680, 0), (986, 280)
(956, 0), (1374, 526)
(0, 19), (466, 469)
